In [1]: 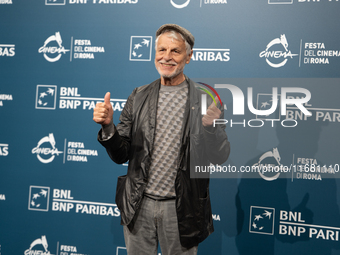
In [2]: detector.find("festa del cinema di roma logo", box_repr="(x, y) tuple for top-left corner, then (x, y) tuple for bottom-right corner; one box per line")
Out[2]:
(24, 235), (54, 255)
(38, 32), (69, 62)
(24, 234), (80, 255)
(170, 0), (227, 8)
(260, 34), (298, 68)
(170, 0), (190, 8)
(253, 148), (282, 181)
(31, 133), (63, 163)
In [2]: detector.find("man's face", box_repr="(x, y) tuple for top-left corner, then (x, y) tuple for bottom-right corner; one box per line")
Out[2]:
(155, 32), (192, 84)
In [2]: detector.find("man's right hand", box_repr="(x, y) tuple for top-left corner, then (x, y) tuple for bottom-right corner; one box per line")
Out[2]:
(93, 92), (113, 126)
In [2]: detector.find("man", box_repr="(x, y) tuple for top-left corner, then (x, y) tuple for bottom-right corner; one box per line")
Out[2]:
(93, 24), (230, 255)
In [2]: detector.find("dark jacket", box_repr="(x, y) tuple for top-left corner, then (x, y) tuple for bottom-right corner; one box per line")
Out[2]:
(98, 76), (230, 248)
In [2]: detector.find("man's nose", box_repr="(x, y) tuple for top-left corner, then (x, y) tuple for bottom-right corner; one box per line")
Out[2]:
(163, 50), (172, 60)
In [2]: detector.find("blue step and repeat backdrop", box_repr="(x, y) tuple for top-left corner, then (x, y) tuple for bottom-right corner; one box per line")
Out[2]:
(1, 0), (340, 254)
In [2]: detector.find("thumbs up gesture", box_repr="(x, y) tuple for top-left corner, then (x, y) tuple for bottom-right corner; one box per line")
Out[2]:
(202, 99), (222, 127)
(93, 92), (114, 126)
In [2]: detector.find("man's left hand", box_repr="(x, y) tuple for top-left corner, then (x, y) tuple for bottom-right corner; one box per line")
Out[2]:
(202, 101), (221, 127)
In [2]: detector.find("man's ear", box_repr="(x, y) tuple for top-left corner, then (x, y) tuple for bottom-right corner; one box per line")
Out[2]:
(186, 49), (193, 64)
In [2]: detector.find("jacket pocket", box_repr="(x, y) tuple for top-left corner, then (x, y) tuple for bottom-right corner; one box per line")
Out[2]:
(115, 175), (127, 211)
(197, 188), (212, 229)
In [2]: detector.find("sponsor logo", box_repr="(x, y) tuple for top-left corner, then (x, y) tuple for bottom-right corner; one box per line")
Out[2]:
(260, 37), (339, 68)
(292, 156), (338, 181)
(24, 235), (86, 255)
(47, 0), (138, 4)
(223, 148), (339, 181)
(253, 148), (282, 181)
(45, 0), (66, 5)
(251, 205), (340, 242)
(28, 185), (120, 217)
(303, 42), (340, 65)
(192, 48), (230, 62)
(129, 36), (152, 61)
(35, 85), (57, 110)
(31, 131), (98, 164)
(65, 140), (98, 163)
(0, 194), (5, 200)
(28, 186), (50, 211)
(0, 93), (13, 107)
(256, 93), (281, 121)
(171, 0), (190, 8)
(32, 134), (63, 164)
(249, 206), (275, 235)
(0, 143), (9, 156)
(286, 98), (340, 123)
(0, 0), (12, 4)
(171, 0), (227, 8)
(298, 0), (326, 3)
(116, 247), (127, 255)
(59, 245), (78, 253)
(201, 0), (227, 5)
(90, 0), (138, 4)
(71, 38), (105, 60)
(38, 32), (70, 62)
(39, 33), (105, 62)
(260, 34), (298, 68)
(269, 0), (340, 3)
(36, 85), (126, 112)
(212, 214), (221, 221)
(0, 44), (15, 57)
(24, 235), (54, 255)
(59, 86), (125, 111)
(268, 0), (293, 4)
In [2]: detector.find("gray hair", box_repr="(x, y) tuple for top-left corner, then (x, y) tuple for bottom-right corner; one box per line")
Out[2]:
(155, 29), (192, 56)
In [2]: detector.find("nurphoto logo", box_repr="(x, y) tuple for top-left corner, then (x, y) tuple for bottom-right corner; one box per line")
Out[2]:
(199, 83), (312, 128)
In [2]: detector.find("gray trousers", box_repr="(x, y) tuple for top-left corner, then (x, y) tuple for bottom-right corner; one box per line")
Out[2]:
(123, 196), (198, 255)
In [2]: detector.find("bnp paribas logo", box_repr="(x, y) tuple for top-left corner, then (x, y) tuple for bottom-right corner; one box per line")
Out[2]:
(129, 36), (152, 61)
(35, 85), (57, 110)
(45, 0), (66, 5)
(28, 186), (50, 212)
(249, 206), (275, 235)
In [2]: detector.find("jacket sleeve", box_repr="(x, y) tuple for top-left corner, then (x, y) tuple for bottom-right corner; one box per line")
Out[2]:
(98, 88), (136, 164)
